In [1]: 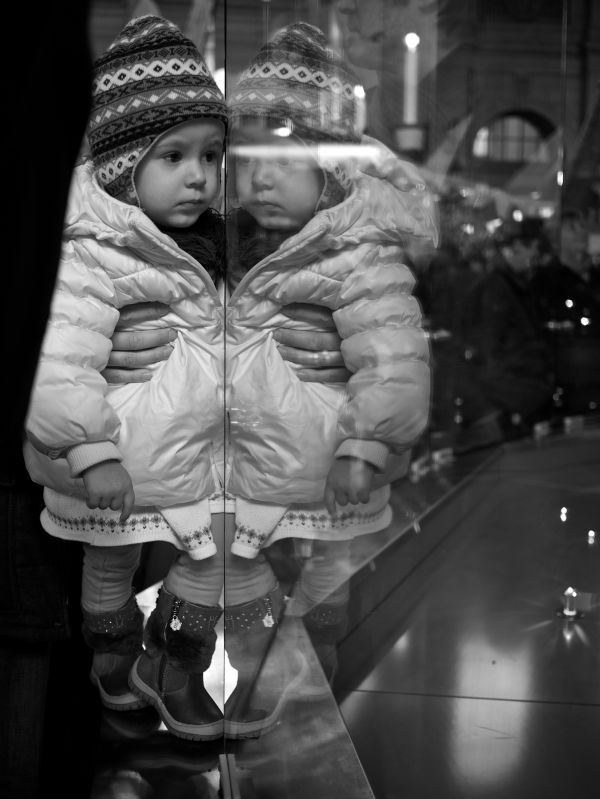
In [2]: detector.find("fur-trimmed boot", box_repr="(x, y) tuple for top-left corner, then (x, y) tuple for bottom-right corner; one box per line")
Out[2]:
(224, 585), (307, 739)
(82, 593), (147, 711)
(128, 587), (224, 741)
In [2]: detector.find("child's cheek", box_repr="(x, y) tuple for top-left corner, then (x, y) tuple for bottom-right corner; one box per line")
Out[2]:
(236, 177), (251, 204)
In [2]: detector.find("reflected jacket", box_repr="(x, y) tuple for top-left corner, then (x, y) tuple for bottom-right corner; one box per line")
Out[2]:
(225, 136), (438, 506)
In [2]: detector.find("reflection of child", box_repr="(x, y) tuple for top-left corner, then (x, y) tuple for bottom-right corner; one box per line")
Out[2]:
(225, 23), (438, 670)
(24, 16), (229, 740)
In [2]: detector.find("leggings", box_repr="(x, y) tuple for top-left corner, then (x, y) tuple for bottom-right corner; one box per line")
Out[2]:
(81, 512), (352, 616)
(287, 538), (352, 615)
(81, 513), (276, 613)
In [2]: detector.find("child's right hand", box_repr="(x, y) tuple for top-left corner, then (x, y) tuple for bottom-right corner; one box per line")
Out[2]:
(324, 457), (375, 516)
(82, 461), (135, 523)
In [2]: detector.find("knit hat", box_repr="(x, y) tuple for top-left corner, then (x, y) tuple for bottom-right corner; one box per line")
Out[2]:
(88, 15), (227, 205)
(228, 22), (362, 211)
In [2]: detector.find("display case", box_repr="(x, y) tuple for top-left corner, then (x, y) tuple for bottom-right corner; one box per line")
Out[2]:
(46, 1), (600, 796)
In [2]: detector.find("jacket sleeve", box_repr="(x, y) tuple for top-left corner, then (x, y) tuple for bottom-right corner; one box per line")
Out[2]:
(25, 239), (123, 475)
(332, 244), (431, 466)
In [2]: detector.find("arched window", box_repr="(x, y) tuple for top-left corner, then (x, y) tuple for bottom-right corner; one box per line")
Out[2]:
(473, 113), (552, 163)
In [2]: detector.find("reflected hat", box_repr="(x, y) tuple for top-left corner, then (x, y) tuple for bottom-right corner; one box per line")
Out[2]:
(87, 15), (227, 204)
(228, 21), (360, 144)
(229, 22), (362, 210)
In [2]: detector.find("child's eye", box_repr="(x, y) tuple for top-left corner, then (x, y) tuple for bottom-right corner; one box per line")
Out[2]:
(204, 151), (221, 164)
(164, 152), (182, 163)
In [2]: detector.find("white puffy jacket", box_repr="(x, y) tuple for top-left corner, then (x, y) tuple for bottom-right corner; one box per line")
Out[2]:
(25, 159), (224, 506)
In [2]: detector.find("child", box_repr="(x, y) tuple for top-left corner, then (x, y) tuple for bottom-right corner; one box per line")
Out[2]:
(24, 15), (231, 741)
(223, 21), (438, 683)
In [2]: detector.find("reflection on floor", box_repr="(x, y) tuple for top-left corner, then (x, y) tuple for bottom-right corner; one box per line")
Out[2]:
(337, 428), (600, 799)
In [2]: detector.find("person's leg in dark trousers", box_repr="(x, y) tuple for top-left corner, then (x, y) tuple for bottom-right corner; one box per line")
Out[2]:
(40, 541), (104, 793)
(0, 482), (102, 799)
(1, 2), (93, 796)
(0, 638), (50, 799)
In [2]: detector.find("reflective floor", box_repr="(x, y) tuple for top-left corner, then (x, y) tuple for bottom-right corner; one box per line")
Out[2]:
(338, 427), (600, 799)
(87, 425), (600, 798)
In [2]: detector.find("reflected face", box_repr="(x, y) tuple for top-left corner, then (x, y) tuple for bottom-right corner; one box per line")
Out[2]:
(232, 123), (324, 232)
(336, 0), (433, 70)
(134, 119), (224, 228)
(502, 240), (538, 273)
(336, 0), (386, 69)
(560, 218), (589, 273)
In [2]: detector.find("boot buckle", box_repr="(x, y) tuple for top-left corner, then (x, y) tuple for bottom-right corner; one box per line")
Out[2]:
(262, 596), (275, 627)
(170, 599), (183, 631)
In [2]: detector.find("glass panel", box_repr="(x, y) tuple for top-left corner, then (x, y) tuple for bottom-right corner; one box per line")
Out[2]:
(221, 0), (598, 794)
(222, 4), (398, 792)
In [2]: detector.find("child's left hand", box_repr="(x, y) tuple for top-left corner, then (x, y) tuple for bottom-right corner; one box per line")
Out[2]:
(324, 457), (376, 516)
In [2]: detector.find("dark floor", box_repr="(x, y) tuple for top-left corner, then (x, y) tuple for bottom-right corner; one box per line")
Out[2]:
(337, 427), (600, 799)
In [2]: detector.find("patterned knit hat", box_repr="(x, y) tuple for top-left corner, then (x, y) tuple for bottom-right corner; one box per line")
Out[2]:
(228, 22), (362, 210)
(88, 15), (227, 205)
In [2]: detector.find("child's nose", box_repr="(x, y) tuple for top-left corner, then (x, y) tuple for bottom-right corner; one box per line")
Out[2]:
(187, 162), (207, 187)
(251, 160), (274, 188)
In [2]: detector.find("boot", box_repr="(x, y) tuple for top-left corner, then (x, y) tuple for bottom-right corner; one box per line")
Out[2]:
(224, 585), (308, 739)
(82, 593), (147, 712)
(128, 587), (224, 741)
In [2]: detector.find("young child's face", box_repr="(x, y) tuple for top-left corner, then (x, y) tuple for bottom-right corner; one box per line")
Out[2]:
(232, 122), (324, 232)
(135, 118), (225, 227)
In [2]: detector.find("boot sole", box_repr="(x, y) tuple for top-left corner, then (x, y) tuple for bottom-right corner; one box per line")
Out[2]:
(90, 668), (149, 712)
(224, 650), (310, 739)
(129, 656), (224, 741)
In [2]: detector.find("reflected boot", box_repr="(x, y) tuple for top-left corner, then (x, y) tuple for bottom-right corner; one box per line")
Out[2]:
(303, 603), (348, 691)
(224, 585), (307, 739)
(128, 587), (224, 741)
(82, 593), (148, 712)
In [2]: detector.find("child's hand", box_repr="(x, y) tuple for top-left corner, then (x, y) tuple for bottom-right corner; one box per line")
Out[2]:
(82, 461), (135, 523)
(324, 457), (376, 516)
